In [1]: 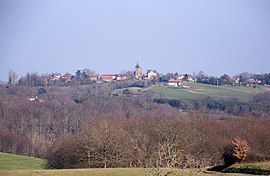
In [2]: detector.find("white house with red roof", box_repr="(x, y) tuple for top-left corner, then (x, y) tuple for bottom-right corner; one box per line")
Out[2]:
(168, 79), (181, 87)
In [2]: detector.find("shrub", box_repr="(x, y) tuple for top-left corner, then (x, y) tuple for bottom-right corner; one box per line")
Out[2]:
(232, 136), (249, 162)
(222, 136), (249, 166)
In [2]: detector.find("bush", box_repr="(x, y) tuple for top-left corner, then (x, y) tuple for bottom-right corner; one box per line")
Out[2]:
(222, 137), (249, 166)
(46, 137), (83, 169)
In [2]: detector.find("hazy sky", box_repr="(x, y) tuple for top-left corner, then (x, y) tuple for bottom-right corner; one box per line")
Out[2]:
(1, 0), (270, 81)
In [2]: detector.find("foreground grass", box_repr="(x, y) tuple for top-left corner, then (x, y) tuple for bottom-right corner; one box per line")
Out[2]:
(222, 161), (270, 175)
(0, 152), (46, 170)
(1, 152), (269, 175)
(0, 168), (240, 176)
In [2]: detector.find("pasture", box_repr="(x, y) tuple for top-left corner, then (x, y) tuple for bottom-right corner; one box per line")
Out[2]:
(0, 152), (45, 170)
(1, 152), (270, 176)
(142, 82), (270, 101)
(0, 168), (242, 176)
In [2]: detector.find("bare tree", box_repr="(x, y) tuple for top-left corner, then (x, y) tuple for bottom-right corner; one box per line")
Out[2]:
(83, 68), (95, 77)
(8, 69), (18, 85)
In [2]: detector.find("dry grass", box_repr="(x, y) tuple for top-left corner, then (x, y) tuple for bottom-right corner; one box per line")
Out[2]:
(222, 161), (270, 175)
(0, 168), (238, 176)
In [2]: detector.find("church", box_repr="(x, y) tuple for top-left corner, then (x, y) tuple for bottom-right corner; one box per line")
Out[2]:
(134, 62), (144, 79)
(134, 62), (157, 80)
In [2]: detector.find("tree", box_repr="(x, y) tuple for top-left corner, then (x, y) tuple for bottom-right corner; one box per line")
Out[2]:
(18, 72), (43, 86)
(219, 74), (230, 85)
(8, 70), (18, 85)
(183, 74), (189, 81)
(122, 89), (131, 95)
(82, 69), (95, 78)
(75, 70), (83, 77)
(120, 70), (135, 80)
(163, 73), (174, 82)
(232, 136), (249, 162)
(197, 71), (205, 78)
(222, 136), (249, 166)
(46, 136), (83, 169)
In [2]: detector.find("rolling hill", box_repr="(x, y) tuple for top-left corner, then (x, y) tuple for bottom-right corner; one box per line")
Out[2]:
(115, 82), (270, 101)
(0, 152), (46, 170)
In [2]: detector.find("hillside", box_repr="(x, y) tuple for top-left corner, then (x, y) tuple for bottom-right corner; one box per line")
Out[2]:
(222, 161), (270, 175)
(149, 82), (270, 101)
(115, 82), (270, 101)
(0, 152), (46, 170)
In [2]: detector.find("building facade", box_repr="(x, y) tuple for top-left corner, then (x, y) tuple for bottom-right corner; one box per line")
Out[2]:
(146, 70), (157, 80)
(134, 62), (144, 79)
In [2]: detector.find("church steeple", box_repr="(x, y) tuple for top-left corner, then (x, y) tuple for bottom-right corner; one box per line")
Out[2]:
(134, 62), (143, 79)
(135, 62), (140, 68)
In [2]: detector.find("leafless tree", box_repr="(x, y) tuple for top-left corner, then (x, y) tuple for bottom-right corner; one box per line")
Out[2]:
(8, 69), (18, 85)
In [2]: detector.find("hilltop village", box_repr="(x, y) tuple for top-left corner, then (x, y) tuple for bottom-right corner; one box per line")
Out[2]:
(6, 62), (270, 89)
(13, 62), (193, 87)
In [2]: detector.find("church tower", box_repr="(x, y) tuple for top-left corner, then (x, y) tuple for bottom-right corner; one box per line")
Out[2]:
(134, 62), (143, 79)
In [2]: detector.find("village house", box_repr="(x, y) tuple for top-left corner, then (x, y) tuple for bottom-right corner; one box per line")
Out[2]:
(61, 73), (72, 82)
(50, 73), (61, 81)
(89, 75), (98, 81)
(28, 96), (39, 102)
(145, 70), (157, 80)
(115, 74), (127, 81)
(229, 76), (240, 85)
(175, 74), (184, 81)
(168, 79), (182, 87)
(100, 74), (116, 82)
(186, 74), (194, 82)
(27, 96), (44, 102)
(244, 78), (259, 86)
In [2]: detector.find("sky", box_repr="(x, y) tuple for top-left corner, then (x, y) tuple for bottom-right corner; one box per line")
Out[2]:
(0, 0), (270, 81)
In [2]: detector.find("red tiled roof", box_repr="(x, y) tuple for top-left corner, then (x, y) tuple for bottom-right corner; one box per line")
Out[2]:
(168, 80), (180, 83)
(100, 74), (114, 76)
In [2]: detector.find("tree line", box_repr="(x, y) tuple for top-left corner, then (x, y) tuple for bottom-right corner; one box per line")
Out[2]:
(0, 84), (270, 169)
(46, 116), (270, 169)
(154, 93), (270, 117)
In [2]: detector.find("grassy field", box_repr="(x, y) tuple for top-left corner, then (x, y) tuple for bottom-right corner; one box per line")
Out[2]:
(1, 152), (269, 176)
(0, 168), (243, 176)
(0, 152), (46, 170)
(143, 82), (270, 101)
(222, 161), (270, 175)
(114, 82), (270, 101)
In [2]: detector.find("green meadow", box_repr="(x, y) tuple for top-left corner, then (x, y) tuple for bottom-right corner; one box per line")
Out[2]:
(115, 82), (270, 101)
(0, 152), (45, 170)
(1, 152), (270, 176)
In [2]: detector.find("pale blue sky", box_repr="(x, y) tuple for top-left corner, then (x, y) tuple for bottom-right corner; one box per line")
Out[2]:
(0, 0), (270, 81)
